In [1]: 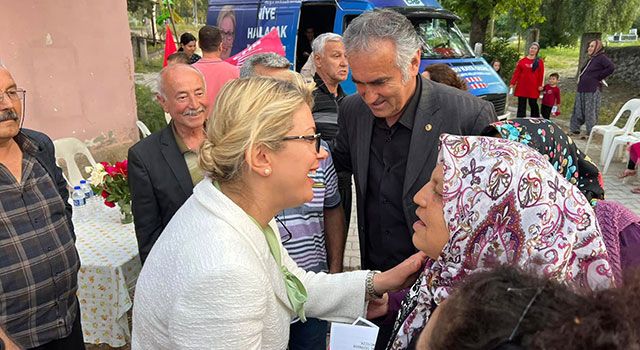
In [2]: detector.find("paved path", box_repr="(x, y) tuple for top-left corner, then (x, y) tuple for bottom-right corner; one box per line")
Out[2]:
(342, 115), (640, 270)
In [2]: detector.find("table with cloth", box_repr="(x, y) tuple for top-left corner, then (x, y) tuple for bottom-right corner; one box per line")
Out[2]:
(74, 206), (141, 347)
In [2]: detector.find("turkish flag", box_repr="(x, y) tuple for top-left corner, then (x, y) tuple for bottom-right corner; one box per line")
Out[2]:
(225, 28), (285, 67)
(163, 25), (178, 67)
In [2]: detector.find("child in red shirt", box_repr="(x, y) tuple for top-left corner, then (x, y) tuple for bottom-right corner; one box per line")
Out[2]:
(541, 73), (561, 119)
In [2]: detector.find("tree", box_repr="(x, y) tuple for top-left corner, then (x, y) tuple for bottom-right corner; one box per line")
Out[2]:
(442, 0), (543, 47)
(127, 0), (155, 16)
(540, 0), (640, 47)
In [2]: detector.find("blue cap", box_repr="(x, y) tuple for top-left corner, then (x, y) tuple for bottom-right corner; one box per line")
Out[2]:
(74, 186), (81, 190)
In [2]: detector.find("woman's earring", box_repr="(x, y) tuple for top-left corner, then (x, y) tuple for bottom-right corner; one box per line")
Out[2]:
(264, 168), (272, 176)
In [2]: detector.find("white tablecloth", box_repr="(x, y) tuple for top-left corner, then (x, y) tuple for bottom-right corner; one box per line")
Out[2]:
(74, 205), (141, 347)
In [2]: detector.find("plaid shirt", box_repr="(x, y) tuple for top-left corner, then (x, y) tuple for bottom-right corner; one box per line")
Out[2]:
(0, 133), (80, 348)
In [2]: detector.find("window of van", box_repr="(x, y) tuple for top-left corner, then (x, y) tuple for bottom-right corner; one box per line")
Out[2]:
(412, 18), (474, 59)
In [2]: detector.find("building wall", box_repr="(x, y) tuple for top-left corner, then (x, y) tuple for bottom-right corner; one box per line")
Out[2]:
(0, 0), (139, 157)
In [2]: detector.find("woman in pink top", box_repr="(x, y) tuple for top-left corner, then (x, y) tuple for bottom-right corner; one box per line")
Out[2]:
(510, 42), (545, 118)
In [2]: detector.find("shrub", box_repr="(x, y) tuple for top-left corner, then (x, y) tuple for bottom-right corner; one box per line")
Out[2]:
(483, 38), (520, 82)
(135, 83), (167, 134)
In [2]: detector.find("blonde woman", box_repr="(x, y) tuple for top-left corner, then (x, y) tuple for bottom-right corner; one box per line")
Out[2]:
(131, 77), (425, 350)
(217, 5), (236, 60)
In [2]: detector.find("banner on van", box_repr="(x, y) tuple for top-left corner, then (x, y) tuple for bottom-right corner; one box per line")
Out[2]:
(207, 0), (302, 64)
(225, 28), (285, 66)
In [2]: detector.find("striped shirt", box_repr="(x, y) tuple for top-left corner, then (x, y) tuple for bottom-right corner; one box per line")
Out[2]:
(0, 133), (80, 348)
(312, 74), (346, 145)
(277, 142), (340, 273)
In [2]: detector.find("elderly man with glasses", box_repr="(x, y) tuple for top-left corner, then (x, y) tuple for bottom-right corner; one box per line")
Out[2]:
(0, 65), (85, 349)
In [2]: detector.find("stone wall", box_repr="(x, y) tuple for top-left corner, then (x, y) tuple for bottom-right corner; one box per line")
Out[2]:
(606, 46), (640, 88)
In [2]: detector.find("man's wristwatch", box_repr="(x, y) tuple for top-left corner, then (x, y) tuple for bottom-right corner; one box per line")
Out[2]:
(366, 270), (383, 299)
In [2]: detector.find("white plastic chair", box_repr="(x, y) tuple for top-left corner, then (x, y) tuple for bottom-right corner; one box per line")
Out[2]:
(53, 137), (97, 187)
(602, 110), (640, 174)
(585, 98), (640, 164)
(136, 120), (152, 138)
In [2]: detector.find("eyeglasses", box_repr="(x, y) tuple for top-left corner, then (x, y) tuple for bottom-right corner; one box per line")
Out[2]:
(0, 88), (25, 103)
(221, 30), (235, 38)
(282, 133), (322, 153)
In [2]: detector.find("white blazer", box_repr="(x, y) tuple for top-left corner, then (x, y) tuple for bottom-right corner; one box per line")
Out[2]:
(132, 180), (368, 349)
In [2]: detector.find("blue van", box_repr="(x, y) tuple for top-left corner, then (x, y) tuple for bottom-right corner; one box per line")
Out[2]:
(207, 0), (509, 119)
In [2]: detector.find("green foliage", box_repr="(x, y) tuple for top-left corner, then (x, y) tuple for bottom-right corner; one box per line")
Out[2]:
(539, 0), (640, 47)
(443, 0), (543, 44)
(135, 84), (167, 135)
(483, 38), (520, 81)
(127, 0), (155, 15)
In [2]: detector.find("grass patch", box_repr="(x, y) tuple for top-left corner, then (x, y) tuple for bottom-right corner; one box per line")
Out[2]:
(134, 55), (163, 73)
(539, 45), (580, 72)
(135, 84), (167, 135)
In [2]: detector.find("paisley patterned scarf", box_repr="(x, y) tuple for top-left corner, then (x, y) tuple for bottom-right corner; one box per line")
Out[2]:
(387, 134), (613, 350)
(485, 118), (605, 203)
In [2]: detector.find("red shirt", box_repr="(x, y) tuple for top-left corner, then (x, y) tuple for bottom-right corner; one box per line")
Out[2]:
(510, 57), (545, 99)
(541, 84), (561, 107)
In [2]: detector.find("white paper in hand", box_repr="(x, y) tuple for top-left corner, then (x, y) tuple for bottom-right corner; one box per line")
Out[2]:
(329, 318), (379, 350)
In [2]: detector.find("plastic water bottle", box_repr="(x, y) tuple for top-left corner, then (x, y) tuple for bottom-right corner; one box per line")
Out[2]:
(71, 186), (87, 223)
(79, 180), (94, 207)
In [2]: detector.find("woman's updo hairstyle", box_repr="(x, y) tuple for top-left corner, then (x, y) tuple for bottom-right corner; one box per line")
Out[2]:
(199, 75), (314, 183)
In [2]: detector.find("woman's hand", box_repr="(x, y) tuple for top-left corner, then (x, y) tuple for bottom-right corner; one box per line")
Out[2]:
(366, 293), (389, 319)
(372, 251), (427, 295)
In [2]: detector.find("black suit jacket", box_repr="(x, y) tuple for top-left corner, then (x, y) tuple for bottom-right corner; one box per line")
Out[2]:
(21, 129), (75, 240)
(332, 77), (498, 269)
(128, 126), (193, 264)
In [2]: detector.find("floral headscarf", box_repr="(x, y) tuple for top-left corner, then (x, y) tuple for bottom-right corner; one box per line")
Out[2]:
(485, 118), (605, 203)
(388, 134), (613, 350)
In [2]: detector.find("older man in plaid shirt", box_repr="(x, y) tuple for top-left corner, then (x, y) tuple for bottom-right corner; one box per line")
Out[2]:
(0, 65), (84, 349)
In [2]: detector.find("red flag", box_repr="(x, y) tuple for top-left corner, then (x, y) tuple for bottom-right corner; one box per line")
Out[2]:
(163, 24), (178, 67)
(225, 29), (286, 67)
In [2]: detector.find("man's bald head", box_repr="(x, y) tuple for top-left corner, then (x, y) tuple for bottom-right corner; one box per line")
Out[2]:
(156, 63), (206, 98)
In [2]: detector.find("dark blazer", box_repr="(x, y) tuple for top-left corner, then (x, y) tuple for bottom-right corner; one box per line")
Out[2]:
(332, 77), (497, 269)
(128, 126), (193, 264)
(21, 129), (74, 239)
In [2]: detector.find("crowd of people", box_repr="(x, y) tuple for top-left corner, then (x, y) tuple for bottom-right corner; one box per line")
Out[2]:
(1, 7), (639, 350)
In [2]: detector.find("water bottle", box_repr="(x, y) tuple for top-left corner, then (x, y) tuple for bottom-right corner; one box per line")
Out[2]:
(71, 186), (87, 223)
(79, 180), (94, 207)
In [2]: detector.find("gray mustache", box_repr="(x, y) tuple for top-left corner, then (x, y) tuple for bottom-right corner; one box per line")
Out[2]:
(182, 107), (205, 117)
(0, 109), (18, 122)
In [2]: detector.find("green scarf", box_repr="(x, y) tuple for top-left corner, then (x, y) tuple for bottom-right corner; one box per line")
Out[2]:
(214, 182), (308, 320)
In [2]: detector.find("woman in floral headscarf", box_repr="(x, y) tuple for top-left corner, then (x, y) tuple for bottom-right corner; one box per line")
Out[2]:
(570, 39), (615, 137)
(387, 134), (613, 350)
(483, 118), (604, 203)
(484, 118), (640, 284)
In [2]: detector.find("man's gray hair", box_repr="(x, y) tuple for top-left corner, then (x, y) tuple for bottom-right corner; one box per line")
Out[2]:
(311, 33), (343, 56)
(155, 63), (206, 98)
(343, 9), (421, 82)
(239, 53), (291, 78)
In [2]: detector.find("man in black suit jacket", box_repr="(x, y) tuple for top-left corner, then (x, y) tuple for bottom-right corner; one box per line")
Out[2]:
(128, 64), (210, 264)
(335, 9), (498, 273)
